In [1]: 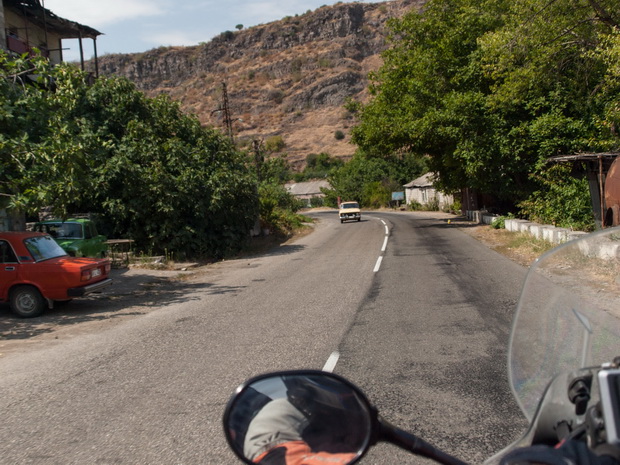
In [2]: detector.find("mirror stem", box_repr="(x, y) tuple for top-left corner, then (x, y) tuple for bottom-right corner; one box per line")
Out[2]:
(379, 419), (470, 465)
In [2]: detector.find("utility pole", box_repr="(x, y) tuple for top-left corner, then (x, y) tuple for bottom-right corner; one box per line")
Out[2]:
(211, 82), (234, 140)
(221, 82), (233, 140)
(253, 139), (264, 181)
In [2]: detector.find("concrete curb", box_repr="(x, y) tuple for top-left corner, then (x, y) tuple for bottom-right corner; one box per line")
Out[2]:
(465, 210), (619, 260)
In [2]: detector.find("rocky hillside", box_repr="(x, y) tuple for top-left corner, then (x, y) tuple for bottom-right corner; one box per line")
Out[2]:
(90, 0), (425, 169)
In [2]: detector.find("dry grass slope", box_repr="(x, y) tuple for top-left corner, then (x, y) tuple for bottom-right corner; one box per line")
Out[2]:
(92, 0), (426, 170)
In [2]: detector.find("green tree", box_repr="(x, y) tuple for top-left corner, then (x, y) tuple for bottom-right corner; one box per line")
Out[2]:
(1, 53), (258, 259)
(351, 0), (619, 225)
(351, 0), (510, 195)
(325, 153), (398, 207)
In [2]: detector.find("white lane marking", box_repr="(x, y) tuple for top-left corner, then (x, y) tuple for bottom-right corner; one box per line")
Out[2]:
(373, 256), (383, 273)
(380, 220), (388, 234)
(373, 219), (389, 272)
(323, 351), (340, 372)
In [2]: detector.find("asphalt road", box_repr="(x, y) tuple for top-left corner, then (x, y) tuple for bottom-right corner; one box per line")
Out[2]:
(0, 211), (529, 464)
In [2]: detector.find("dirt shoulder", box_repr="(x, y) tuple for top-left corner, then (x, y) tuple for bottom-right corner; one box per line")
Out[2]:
(456, 220), (554, 267)
(0, 266), (201, 357)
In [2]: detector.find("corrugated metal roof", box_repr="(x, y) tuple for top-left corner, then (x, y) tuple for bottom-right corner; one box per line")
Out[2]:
(403, 172), (435, 188)
(285, 180), (331, 196)
(5, 0), (102, 39)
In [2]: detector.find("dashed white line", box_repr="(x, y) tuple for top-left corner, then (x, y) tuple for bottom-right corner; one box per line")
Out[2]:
(325, 220), (388, 371)
(374, 219), (389, 272)
(373, 256), (383, 273)
(323, 351), (340, 372)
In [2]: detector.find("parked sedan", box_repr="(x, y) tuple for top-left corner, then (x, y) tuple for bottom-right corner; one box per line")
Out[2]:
(0, 231), (112, 318)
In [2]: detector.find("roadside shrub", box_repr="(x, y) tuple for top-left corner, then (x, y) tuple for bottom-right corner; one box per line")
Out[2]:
(442, 198), (461, 214)
(408, 200), (423, 211)
(310, 196), (325, 207)
(424, 197), (440, 211)
(265, 135), (286, 152)
(258, 182), (306, 235)
(518, 165), (595, 231)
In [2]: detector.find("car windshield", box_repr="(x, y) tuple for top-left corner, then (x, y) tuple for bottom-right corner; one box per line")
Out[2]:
(25, 235), (68, 261)
(342, 203), (359, 209)
(36, 222), (83, 239)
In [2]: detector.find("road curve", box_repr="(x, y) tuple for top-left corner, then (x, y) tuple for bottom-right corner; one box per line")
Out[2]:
(0, 211), (529, 464)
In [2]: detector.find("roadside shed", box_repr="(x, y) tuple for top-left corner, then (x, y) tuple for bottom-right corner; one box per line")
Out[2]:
(285, 180), (331, 207)
(548, 152), (620, 228)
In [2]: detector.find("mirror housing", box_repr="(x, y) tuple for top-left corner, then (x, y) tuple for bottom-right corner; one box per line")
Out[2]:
(223, 370), (379, 464)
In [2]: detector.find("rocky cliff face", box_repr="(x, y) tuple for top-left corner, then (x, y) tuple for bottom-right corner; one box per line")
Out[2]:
(91, 0), (425, 168)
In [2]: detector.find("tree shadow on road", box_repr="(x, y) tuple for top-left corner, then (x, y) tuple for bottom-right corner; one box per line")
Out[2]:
(0, 277), (213, 342)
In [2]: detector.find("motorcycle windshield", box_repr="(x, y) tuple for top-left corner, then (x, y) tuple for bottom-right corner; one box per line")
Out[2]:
(509, 226), (620, 420)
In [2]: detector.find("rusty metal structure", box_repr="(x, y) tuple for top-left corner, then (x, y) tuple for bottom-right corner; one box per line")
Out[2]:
(1, 0), (102, 75)
(549, 152), (620, 228)
(604, 157), (620, 226)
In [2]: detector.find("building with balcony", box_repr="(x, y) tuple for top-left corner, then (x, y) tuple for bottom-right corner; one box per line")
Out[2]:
(1, 0), (102, 75)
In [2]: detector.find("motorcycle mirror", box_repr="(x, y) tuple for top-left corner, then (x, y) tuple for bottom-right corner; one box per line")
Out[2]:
(223, 370), (378, 464)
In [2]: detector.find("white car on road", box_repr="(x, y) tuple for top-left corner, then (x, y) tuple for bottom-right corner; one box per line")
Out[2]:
(339, 202), (361, 223)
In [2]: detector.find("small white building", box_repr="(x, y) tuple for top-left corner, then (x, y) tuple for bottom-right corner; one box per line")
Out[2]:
(285, 180), (331, 207)
(404, 173), (453, 209)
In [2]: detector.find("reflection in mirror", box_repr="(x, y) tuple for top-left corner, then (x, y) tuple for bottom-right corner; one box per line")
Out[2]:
(224, 371), (375, 464)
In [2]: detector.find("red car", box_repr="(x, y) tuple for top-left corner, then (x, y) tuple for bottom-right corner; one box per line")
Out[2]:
(0, 231), (112, 318)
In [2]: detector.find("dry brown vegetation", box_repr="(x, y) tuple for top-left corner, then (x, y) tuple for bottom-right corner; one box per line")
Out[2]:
(94, 0), (424, 170)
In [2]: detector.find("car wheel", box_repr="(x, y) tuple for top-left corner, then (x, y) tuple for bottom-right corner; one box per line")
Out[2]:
(357, 217), (361, 222)
(10, 286), (46, 318)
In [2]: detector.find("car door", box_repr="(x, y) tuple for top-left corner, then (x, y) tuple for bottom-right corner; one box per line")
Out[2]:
(83, 222), (107, 257)
(82, 222), (97, 257)
(0, 240), (19, 300)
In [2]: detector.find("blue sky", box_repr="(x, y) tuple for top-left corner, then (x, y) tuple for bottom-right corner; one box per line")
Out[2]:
(43, 0), (388, 62)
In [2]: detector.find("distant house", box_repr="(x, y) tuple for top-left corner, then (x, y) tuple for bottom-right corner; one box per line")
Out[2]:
(1, 0), (102, 75)
(285, 180), (331, 207)
(404, 173), (453, 209)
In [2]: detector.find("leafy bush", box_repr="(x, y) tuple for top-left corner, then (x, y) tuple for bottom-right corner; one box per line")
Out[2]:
(518, 165), (595, 231)
(265, 135), (286, 152)
(424, 197), (440, 211)
(443, 198), (461, 214)
(334, 130), (345, 140)
(219, 31), (234, 41)
(258, 182), (306, 235)
(267, 89), (284, 105)
(491, 213), (514, 229)
(310, 196), (324, 207)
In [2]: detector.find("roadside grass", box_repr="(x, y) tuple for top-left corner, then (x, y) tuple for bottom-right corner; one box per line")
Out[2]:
(462, 225), (557, 267)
